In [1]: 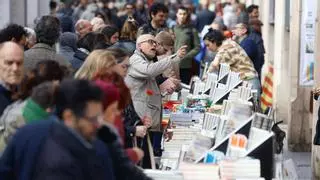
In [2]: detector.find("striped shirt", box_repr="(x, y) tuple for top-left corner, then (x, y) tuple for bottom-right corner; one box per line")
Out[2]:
(207, 39), (258, 80)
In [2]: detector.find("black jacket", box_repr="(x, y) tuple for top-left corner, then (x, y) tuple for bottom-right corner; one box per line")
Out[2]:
(97, 125), (152, 180)
(137, 22), (169, 36)
(33, 122), (114, 180)
(0, 84), (13, 116)
(195, 10), (216, 32)
(315, 106), (320, 145)
(123, 103), (143, 148)
(314, 94), (320, 145)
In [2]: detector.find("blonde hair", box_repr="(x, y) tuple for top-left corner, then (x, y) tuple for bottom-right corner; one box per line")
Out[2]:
(120, 17), (138, 41)
(75, 50), (116, 80)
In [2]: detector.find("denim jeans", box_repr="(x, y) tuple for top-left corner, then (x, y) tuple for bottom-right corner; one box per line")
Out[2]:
(245, 76), (261, 96)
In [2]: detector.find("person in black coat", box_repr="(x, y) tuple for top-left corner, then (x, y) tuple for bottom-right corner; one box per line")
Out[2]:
(314, 88), (320, 145)
(98, 124), (152, 180)
(0, 79), (115, 180)
(71, 32), (106, 71)
(195, 3), (216, 32)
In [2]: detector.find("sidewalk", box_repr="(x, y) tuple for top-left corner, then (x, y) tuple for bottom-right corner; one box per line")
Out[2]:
(280, 124), (312, 180)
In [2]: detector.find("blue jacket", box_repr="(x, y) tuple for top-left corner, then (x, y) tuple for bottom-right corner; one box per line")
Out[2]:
(248, 30), (265, 76)
(0, 117), (115, 180)
(240, 36), (259, 73)
(0, 84), (13, 116)
(195, 9), (216, 32)
(71, 49), (88, 71)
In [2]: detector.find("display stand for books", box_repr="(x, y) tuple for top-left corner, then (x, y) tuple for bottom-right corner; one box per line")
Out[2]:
(194, 114), (274, 180)
(245, 127), (274, 180)
(206, 65), (243, 105)
(195, 115), (254, 163)
(211, 80), (243, 105)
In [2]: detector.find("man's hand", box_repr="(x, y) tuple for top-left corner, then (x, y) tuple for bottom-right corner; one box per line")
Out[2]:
(315, 87), (320, 96)
(177, 45), (188, 58)
(135, 126), (147, 138)
(159, 78), (179, 95)
(142, 115), (152, 128)
(164, 129), (173, 142)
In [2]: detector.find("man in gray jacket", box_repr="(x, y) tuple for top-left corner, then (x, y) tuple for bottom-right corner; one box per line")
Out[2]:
(125, 34), (186, 168)
(24, 16), (71, 70)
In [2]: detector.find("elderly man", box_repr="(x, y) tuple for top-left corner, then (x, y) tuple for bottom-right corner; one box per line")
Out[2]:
(0, 42), (24, 116)
(125, 34), (186, 168)
(232, 23), (260, 76)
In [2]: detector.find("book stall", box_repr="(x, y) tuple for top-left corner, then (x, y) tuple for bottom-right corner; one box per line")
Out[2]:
(144, 64), (276, 180)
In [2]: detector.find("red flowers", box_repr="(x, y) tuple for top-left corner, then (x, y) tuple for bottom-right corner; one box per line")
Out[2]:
(146, 89), (154, 96)
(223, 30), (233, 38)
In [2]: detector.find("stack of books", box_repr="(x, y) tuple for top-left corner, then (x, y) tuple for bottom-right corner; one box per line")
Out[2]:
(252, 113), (273, 131)
(183, 134), (214, 162)
(170, 113), (193, 126)
(219, 159), (261, 179)
(161, 127), (201, 169)
(143, 170), (184, 180)
(228, 85), (252, 101)
(202, 113), (220, 131)
(179, 162), (220, 180)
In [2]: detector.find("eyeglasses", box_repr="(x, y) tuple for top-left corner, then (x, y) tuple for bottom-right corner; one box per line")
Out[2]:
(141, 39), (158, 46)
(84, 114), (103, 124)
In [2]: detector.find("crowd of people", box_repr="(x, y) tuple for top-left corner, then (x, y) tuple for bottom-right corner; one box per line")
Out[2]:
(0, 0), (265, 179)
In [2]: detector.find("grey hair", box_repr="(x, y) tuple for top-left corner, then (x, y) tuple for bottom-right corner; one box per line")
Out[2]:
(24, 27), (37, 44)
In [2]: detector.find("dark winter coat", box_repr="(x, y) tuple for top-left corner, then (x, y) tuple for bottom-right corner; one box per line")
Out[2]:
(97, 125), (152, 180)
(0, 117), (115, 180)
(0, 84), (13, 116)
(248, 30), (265, 76)
(239, 36), (259, 73)
(70, 49), (89, 71)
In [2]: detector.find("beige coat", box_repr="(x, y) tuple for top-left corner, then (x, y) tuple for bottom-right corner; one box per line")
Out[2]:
(125, 50), (180, 132)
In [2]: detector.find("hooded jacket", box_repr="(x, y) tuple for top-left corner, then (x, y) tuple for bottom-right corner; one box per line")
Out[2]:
(59, 32), (78, 62)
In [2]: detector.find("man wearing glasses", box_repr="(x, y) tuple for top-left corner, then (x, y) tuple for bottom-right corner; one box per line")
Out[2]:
(0, 79), (115, 180)
(232, 23), (260, 77)
(125, 34), (187, 168)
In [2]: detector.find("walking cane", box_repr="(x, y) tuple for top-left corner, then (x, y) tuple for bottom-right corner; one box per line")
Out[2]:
(147, 133), (156, 169)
